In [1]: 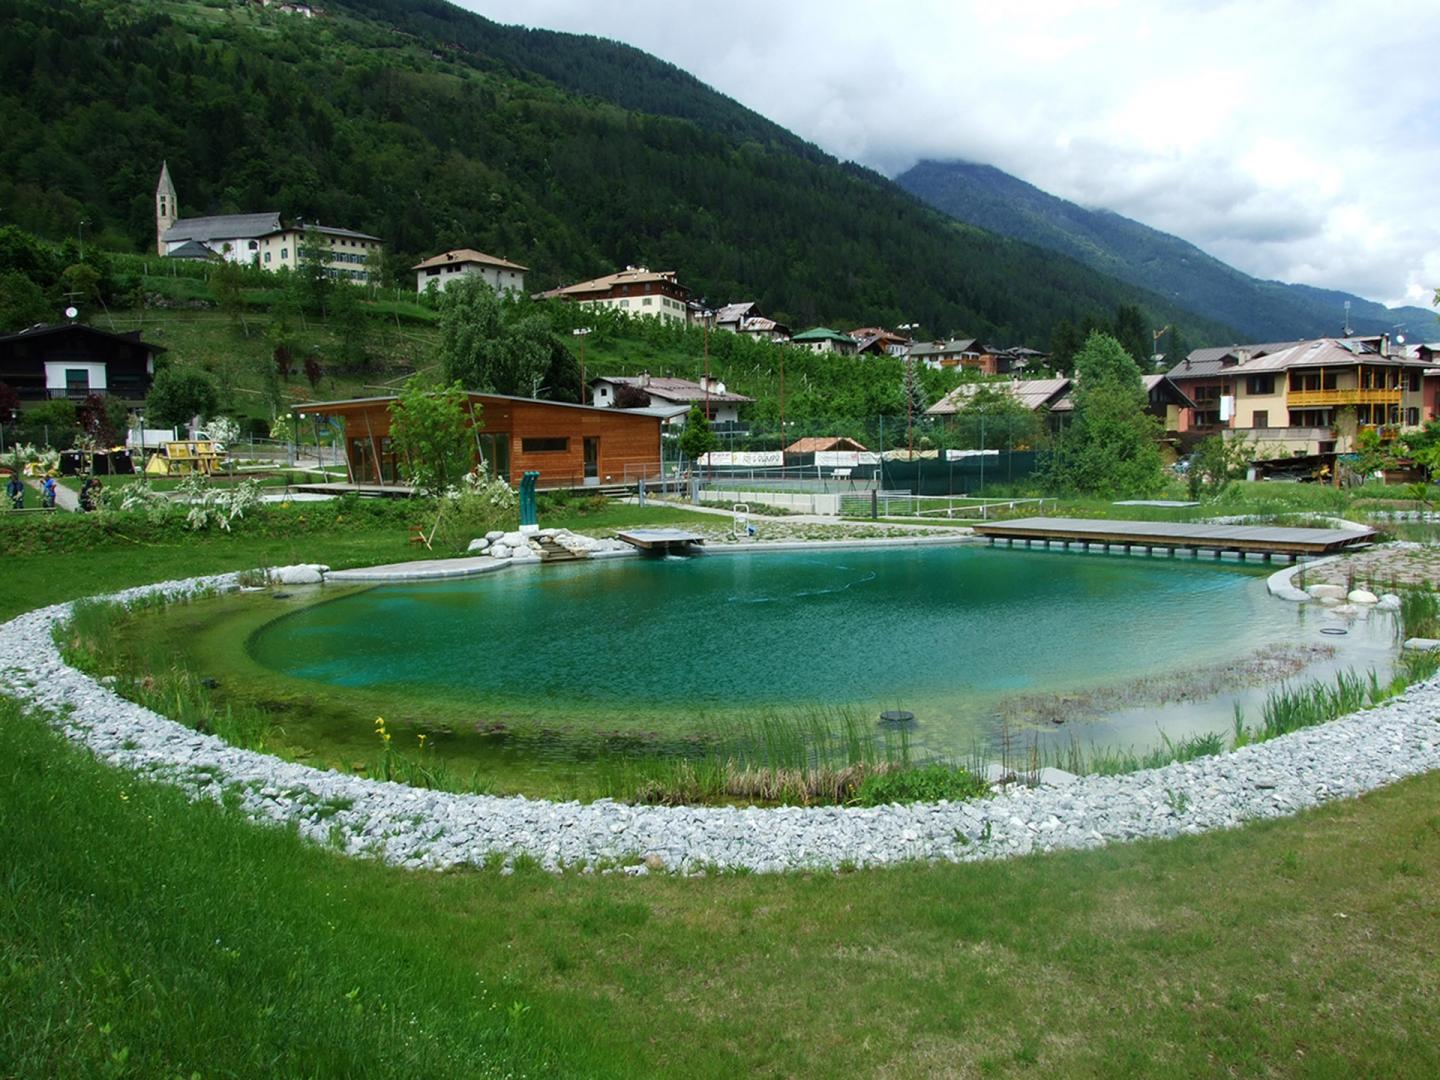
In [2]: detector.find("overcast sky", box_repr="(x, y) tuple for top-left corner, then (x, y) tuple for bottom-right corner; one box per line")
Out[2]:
(455, 0), (1439, 313)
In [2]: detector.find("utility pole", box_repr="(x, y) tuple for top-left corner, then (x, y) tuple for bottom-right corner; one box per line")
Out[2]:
(898, 323), (919, 459)
(572, 327), (591, 403)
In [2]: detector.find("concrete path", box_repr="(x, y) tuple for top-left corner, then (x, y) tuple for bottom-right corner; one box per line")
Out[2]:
(326, 557), (512, 583)
(24, 477), (79, 512)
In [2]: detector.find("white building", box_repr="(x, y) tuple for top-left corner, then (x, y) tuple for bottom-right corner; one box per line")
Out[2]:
(538, 267), (693, 326)
(590, 373), (752, 427)
(412, 249), (528, 295)
(254, 224), (383, 284)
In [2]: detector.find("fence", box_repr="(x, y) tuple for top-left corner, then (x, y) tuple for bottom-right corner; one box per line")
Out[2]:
(836, 492), (1053, 520)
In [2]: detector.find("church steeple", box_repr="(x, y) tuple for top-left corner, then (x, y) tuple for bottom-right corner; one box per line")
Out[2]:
(155, 161), (178, 255)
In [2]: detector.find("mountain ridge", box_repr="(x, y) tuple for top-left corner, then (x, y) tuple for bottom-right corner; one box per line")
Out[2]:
(0, 0), (1234, 349)
(893, 159), (1436, 343)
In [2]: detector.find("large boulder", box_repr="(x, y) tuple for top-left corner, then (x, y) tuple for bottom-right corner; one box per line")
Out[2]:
(1348, 589), (1378, 605)
(501, 531), (527, 548)
(485, 530), (505, 541)
(1377, 593), (1402, 611)
(269, 563), (327, 585)
(489, 543), (510, 559)
(467, 537), (491, 553)
(1306, 583), (1347, 600)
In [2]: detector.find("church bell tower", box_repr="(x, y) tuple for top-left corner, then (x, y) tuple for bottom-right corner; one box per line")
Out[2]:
(155, 161), (178, 255)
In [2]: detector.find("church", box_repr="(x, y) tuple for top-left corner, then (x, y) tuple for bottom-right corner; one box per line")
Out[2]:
(155, 163), (384, 285)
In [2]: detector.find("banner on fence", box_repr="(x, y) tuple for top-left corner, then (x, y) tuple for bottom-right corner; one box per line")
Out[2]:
(944, 449), (1000, 461)
(815, 451), (881, 466)
(698, 451), (783, 466)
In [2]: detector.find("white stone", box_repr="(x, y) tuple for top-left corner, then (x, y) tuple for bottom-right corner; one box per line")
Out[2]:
(485, 530), (504, 541)
(1348, 589), (1378, 605)
(501, 531), (526, 548)
(466, 538), (490, 553)
(1306, 584), (1347, 600)
(488, 543), (510, 559)
(269, 564), (325, 585)
(1037, 767), (1078, 787)
(1377, 594), (1402, 611)
(1403, 637), (1440, 651)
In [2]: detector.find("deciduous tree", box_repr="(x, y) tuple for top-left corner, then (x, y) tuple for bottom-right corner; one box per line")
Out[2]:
(388, 378), (475, 495)
(1045, 332), (1164, 497)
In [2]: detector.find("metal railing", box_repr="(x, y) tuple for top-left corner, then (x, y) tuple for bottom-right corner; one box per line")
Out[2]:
(837, 492), (1054, 520)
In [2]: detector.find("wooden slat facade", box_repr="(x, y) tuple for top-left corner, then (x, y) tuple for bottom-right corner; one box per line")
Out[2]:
(296, 392), (662, 490)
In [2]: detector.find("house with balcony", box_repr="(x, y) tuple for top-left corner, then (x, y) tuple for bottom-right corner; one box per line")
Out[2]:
(0, 323), (163, 403)
(1169, 336), (1428, 457)
(790, 327), (858, 355)
(537, 267), (693, 326)
(906, 338), (1008, 373)
(589, 372), (753, 430)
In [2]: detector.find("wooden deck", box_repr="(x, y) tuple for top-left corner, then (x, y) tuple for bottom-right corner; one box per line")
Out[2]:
(616, 528), (706, 553)
(970, 517), (1374, 559)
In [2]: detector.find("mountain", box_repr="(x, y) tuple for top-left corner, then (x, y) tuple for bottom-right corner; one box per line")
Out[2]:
(894, 160), (1437, 344)
(0, 0), (1235, 349)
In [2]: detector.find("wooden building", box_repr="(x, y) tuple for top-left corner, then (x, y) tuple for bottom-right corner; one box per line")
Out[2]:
(297, 392), (663, 490)
(0, 323), (164, 402)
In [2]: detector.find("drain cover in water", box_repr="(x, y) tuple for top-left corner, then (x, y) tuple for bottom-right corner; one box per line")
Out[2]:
(879, 710), (916, 723)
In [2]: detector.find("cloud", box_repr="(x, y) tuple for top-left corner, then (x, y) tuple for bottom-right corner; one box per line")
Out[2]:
(454, 0), (1440, 306)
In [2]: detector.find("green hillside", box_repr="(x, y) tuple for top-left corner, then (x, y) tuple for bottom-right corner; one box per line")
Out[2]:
(0, 0), (1234, 348)
(895, 160), (1437, 343)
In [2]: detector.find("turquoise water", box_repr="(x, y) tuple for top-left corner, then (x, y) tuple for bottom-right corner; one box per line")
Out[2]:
(245, 547), (1384, 755)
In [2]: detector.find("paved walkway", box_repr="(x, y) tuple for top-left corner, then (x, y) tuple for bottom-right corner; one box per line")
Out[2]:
(326, 557), (511, 582)
(23, 477), (79, 512)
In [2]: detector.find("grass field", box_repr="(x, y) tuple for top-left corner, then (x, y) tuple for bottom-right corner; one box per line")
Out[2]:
(3, 692), (1438, 1077)
(4, 496), (1440, 1075)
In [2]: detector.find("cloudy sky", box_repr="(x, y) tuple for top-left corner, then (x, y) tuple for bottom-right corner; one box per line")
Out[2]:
(455, 0), (1439, 312)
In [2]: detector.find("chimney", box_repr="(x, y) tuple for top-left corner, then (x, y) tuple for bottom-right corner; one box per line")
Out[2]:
(638, 370), (651, 388)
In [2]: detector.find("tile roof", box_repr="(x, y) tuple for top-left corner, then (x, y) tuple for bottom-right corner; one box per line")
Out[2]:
(907, 338), (982, 358)
(411, 248), (528, 272)
(783, 437), (869, 453)
(715, 302), (758, 324)
(163, 211), (283, 244)
(1172, 337), (1426, 379)
(593, 375), (754, 405)
(927, 377), (1071, 416)
(537, 267), (686, 299)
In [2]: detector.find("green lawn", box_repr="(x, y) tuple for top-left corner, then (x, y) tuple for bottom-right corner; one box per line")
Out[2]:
(0, 499), (717, 622)
(2, 693), (1437, 1077)
(4, 498), (1440, 1076)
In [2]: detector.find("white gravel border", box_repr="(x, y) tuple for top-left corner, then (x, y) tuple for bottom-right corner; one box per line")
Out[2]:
(3, 571), (1439, 875)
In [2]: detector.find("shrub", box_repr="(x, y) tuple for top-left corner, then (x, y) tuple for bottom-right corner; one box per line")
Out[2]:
(853, 764), (988, 806)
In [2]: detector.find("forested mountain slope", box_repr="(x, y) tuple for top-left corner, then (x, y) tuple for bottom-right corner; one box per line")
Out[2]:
(0, 0), (1235, 348)
(895, 159), (1435, 342)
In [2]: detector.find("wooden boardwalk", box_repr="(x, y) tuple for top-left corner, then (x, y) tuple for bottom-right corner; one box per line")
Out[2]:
(970, 517), (1374, 559)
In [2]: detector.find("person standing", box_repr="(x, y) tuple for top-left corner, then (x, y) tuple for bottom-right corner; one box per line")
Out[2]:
(41, 475), (57, 509)
(6, 471), (23, 510)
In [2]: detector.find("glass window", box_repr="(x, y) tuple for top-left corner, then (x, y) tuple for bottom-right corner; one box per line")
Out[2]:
(1252, 410), (1268, 428)
(521, 437), (568, 453)
(264, 251), (271, 263)
(281, 247), (288, 259)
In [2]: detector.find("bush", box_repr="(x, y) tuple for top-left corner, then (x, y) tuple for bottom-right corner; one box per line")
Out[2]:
(853, 764), (988, 806)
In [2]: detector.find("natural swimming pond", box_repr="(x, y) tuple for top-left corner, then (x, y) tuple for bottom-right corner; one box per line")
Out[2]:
(156, 545), (1393, 788)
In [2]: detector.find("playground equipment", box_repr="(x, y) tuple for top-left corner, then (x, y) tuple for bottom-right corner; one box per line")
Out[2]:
(144, 439), (226, 477)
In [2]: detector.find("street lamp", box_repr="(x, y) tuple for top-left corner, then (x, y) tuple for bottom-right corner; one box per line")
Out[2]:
(572, 327), (591, 403)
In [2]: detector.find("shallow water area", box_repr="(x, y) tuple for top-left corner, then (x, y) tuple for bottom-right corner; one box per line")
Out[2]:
(216, 546), (1397, 777)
